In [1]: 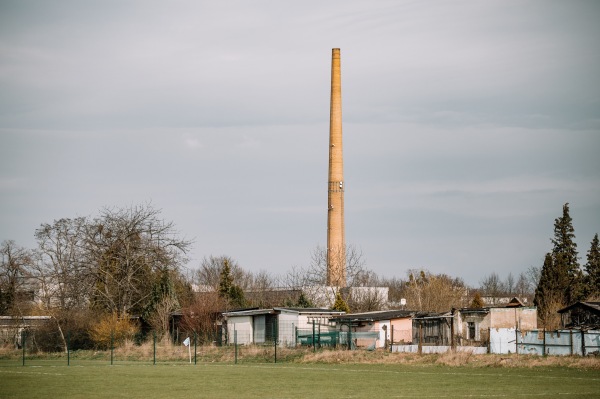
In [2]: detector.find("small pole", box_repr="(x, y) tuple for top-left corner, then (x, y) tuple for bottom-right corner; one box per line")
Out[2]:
(543, 328), (546, 356)
(418, 321), (423, 355)
(390, 325), (393, 352)
(312, 320), (316, 353)
(111, 330), (114, 365)
(581, 329), (586, 356)
(187, 337), (192, 364)
(348, 324), (352, 351)
(67, 331), (71, 366)
(194, 332), (197, 365)
(22, 330), (25, 367)
(273, 323), (277, 364)
(153, 331), (156, 365)
(318, 323), (321, 349)
(234, 329), (238, 364)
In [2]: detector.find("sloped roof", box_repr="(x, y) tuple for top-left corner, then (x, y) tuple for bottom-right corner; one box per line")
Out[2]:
(275, 307), (345, 315)
(333, 309), (416, 322)
(557, 301), (600, 315)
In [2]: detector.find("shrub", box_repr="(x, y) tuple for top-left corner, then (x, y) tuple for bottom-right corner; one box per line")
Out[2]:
(89, 312), (139, 349)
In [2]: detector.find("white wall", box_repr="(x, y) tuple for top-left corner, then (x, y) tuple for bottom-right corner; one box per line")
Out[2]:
(227, 316), (253, 345)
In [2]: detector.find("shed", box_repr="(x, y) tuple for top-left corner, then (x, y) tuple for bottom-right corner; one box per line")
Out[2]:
(333, 310), (416, 348)
(454, 305), (537, 345)
(222, 307), (345, 347)
(558, 302), (600, 329)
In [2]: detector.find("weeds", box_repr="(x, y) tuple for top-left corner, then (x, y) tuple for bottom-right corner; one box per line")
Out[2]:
(1, 341), (598, 370)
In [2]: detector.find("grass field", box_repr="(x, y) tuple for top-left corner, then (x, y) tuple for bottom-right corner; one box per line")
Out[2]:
(1, 359), (599, 398)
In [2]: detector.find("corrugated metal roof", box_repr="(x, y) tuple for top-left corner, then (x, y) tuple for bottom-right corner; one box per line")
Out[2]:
(558, 301), (600, 314)
(223, 308), (278, 317)
(333, 309), (416, 322)
(274, 307), (345, 315)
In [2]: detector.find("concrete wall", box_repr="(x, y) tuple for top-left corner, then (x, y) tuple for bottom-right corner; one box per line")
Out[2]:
(226, 316), (253, 345)
(392, 345), (487, 354)
(489, 307), (537, 330)
(390, 318), (412, 344)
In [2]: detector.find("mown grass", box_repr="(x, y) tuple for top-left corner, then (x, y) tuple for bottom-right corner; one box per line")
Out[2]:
(1, 359), (599, 399)
(1, 343), (600, 398)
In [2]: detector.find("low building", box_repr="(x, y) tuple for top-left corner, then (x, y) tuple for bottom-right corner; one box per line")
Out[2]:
(412, 312), (454, 346)
(222, 307), (345, 347)
(333, 310), (416, 349)
(558, 301), (600, 329)
(0, 315), (52, 347)
(454, 300), (537, 346)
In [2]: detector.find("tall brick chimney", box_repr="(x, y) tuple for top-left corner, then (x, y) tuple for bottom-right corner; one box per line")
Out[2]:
(327, 48), (346, 287)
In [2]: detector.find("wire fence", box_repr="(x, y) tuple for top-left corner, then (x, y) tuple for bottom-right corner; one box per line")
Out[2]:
(3, 321), (599, 367)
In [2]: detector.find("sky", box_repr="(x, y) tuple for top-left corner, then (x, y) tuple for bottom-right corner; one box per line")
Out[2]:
(1, 0), (599, 287)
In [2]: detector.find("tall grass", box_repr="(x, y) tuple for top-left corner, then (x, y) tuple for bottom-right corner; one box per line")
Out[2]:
(1, 341), (598, 369)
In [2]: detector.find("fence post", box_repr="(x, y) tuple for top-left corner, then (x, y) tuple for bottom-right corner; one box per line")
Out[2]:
(348, 324), (352, 351)
(312, 320), (316, 353)
(194, 332), (197, 365)
(450, 311), (455, 351)
(273, 323), (277, 364)
(67, 331), (71, 366)
(153, 331), (156, 365)
(543, 328), (546, 356)
(318, 323), (321, 349)
(22, 330), (26, 367)
(515, 328), (519, 356)
(581, 329), (586, 356)
(390, 325), (394, 353)
(234, 329), (238, 364)
(110, 330), (114, 365)
(419, 321), (424, 355)
(570, 329), (573, 355)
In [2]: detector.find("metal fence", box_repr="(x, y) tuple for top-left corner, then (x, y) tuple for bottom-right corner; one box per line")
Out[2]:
(490, 328), (600, 356)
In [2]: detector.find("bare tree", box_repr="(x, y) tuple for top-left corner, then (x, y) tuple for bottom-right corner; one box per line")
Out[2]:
(180, 291), (226, 344)
(505, 272), (515, 296)
(285, 244), (368, 287)
(34, 217), (92, 310)
(283, 244), (374, 307)
(195, 255), (247, 290)
(515, 272), (532, 302)
(479, 272), (506, 305)
(401, 269), (467, 313)
(84, 204), (192, 316)
(0, 240), (34, 315)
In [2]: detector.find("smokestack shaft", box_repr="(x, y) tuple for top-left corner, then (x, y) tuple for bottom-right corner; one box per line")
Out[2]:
(327, 48), (346, 287)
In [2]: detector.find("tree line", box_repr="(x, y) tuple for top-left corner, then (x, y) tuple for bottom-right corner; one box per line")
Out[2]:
(1, 202), (598, 349)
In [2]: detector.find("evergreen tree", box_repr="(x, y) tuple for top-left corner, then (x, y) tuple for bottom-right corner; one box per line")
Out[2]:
(218, 260), (234, 298)
(584, 233), (600, 299)
(218, 259), (246, 309)
(534, 253), (565, 329)
(470, 292), (485, 308)
(550, 203), (584, 304)
(296, 292), (314, 308)
(331, 291), (350, 313)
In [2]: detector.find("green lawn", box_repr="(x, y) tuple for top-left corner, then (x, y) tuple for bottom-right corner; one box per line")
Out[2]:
(1, 360), (599, 398)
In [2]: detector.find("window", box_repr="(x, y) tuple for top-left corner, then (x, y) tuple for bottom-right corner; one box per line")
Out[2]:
(467, 322), (476, 340)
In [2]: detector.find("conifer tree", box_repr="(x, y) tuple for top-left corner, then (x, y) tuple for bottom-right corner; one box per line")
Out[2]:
(331, 291), (350, 313)
(218, 259), (233, 298)
(550, 203), (584, 304)
(534, 253), (565, 328)
(584, 233), (600, 299)
(218, 259), (246, 309)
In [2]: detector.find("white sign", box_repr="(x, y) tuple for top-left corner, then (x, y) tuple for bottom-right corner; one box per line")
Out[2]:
(183, 337), (190, 347)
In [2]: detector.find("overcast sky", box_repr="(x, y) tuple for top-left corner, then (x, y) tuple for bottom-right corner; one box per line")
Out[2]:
(1, 1), (599, 287)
